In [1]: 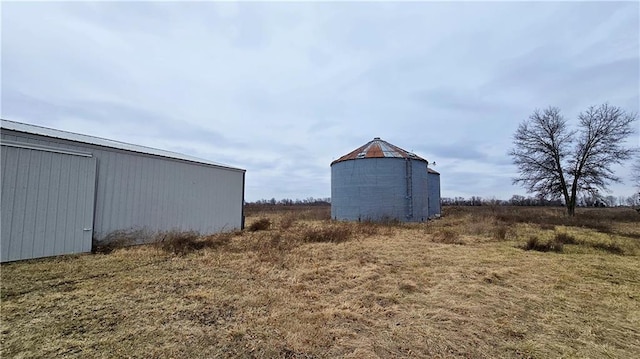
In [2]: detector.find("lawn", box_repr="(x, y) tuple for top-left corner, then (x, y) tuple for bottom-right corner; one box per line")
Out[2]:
(1, 206), (639, 358)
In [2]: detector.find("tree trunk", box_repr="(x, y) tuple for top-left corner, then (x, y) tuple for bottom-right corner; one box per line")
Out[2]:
(567, 202), (576, 216)
(566, 185), (578, 217)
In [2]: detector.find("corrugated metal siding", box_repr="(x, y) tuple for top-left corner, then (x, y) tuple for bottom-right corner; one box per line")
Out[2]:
(1, 144), (96, 261)
(428, 172), (441, 217)
(2, 130), (244, 245)
(412, 160), (429, 221)
(331, 158), (429, 222)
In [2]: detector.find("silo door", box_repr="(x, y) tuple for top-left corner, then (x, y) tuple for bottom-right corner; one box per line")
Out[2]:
(1, 143), (97, 262)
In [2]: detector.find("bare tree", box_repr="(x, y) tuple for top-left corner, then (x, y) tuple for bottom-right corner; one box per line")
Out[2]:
(604, 195), (617, 207)
(632, 154), (640, 190)
(510, 104), (637, 216)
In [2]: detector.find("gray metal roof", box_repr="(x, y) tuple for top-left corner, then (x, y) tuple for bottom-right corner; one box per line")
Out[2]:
(1, 119), (244, 172)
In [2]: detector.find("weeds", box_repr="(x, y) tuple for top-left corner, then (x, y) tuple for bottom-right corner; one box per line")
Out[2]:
(93, 238), (132, 254)
(202, 232), (234, 248)
(473, 205), (635, 234)
(3, 206), (640, 359)
(591, 241), (625, 255)
(255, 233), (294, 265)
(523, 236), (563, 253)
(354, 221), (382, 237)
(539, 223), (556, 230)
(432, 229), (465, 245)
(93, 229), (145, 254)
(492, 224), (510, 241)
(302, 225), (352, 243)
(554, 232), (579, 245)
(520, 229), (635, 255)
(279, 214), (297, 230)
(297, 209), (331, 221)
(245, 204), (331, 221)
(248, 218), (271, 232)
(157, 231), (232, 255)
(157, 231), (202, 255)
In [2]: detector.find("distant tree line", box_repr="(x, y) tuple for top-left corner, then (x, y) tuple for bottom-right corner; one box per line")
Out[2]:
(247, 194), (639, 208)
(246, 194), (640, 208)
(441, 196), (562, 207)
(246, 197), (331, 206)
(441, 194), (640, 207)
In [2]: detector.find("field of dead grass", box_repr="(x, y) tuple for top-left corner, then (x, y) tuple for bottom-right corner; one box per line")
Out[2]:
(2, 206), (639, 358)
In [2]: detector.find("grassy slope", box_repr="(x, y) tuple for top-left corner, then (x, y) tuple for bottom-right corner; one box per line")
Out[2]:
(1, 207), (639, 358)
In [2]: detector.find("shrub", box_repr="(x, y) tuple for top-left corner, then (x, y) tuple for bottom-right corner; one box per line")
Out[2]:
(461, 205), (631, 234)
(248, 218), (271, 232)
(554, 232), (579, 245)
(539, 223), (556, 230)
(93, 229), (144, 254)
(492, 225), (510, 241)
(157, 231), (202, 255)
(572, 219), (612, 234)
(156, 231), (232, 255)
(280, 215), (296, 230)
(201, 232), (233, 248)
(355, 221), (381, 237)
(93, 238), (131, 254)
(523, 236), (563, 253)
(591, 241), (624, 255)
(302, 225), (352, 243)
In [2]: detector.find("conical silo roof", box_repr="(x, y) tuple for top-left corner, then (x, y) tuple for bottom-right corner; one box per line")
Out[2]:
(331, 137), (428, 165)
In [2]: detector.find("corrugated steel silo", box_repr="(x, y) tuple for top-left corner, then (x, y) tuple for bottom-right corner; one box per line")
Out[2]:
(427, 168), (441, 218)
(331, 138), (429, 222)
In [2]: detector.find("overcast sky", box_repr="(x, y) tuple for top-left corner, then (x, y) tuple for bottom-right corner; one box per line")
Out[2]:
(2, 1), (639, 201)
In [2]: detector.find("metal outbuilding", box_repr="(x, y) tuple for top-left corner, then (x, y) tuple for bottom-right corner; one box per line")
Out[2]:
(331, 137), (440, 222)
(1, 119), (245, 262)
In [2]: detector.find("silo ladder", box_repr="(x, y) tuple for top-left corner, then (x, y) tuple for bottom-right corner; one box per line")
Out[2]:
(405, 159), (413, 219)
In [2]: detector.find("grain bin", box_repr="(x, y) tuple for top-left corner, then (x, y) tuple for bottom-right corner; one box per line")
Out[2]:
(331, 137), (429, 222)
(427, 168), (441, 218)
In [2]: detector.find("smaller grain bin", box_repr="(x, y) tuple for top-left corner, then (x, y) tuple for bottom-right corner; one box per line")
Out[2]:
(331, 137), (429, 222)
(427, 168), (441, 218)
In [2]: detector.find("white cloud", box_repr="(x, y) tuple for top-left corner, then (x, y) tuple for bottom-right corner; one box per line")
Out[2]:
(2, 1), (638, 200)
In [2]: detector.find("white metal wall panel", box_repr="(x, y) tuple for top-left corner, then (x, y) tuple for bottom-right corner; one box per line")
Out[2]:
(90, 151), (243, 240)
(1, 130), (244, 243)
(1, 145), (96, 262)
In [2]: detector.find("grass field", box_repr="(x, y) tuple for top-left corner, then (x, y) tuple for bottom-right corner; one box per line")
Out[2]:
(2, 206), (639, 358)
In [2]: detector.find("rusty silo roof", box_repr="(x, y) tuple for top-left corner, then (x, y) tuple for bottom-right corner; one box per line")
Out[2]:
(331, 137), (428, 165)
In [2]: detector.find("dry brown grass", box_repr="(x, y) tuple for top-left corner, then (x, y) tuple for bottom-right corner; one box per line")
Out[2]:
(248, 218), (272, 232)
(2, 206), (639, 358)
